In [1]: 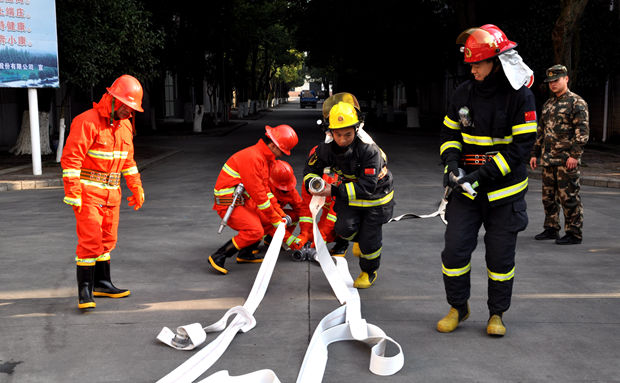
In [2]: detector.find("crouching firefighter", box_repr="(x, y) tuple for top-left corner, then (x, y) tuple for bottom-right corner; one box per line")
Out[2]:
(210, 124), (298, 274)
(437, 24), (537, 336)
(303, 92), (394, 289)
(263, 160), (306, 249)
(61, 74), (146, 310)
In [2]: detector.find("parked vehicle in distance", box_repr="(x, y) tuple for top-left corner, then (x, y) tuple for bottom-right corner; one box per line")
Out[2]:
(299, 90), (318, 108)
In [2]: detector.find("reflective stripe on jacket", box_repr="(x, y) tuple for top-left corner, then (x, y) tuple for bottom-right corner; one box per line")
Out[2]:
(439, 76), (536, 206)
(213, 139), (282, 225)
(61, 93), (142, 207)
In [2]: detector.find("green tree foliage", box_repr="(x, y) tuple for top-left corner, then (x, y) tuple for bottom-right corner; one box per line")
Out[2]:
(294, 0), (619, 110)
(145, 0), (302, 105)
(294, 0), (453, 102)
(56, 0), (164, 92)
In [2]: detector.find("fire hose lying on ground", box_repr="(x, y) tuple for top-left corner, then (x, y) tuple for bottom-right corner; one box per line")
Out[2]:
(388, 168), (476, 225)
(156, 196), (404, 383)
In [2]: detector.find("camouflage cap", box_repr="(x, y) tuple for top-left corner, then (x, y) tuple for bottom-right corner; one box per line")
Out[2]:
(544, 64), (568, 83)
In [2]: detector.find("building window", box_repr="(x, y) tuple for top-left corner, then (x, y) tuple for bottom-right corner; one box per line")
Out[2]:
(164, 72), (177, 117)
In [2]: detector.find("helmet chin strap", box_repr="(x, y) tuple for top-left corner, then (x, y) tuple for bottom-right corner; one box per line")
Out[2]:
(109, 98), (115, 126)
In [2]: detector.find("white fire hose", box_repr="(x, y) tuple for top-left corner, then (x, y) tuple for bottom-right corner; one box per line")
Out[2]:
(156, 196), (404, 382)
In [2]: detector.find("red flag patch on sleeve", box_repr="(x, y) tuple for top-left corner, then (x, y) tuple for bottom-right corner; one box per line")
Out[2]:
(364, 168), (376, 176)
(525, 111), (536, 122)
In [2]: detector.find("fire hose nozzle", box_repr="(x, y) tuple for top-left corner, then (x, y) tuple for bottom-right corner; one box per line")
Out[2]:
(309, 177), (326, 194)
(449, 168), (477, 197)
(290, 243), (317, 262)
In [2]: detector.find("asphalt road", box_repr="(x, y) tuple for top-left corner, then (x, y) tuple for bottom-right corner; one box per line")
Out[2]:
(1, 102), (620, 383)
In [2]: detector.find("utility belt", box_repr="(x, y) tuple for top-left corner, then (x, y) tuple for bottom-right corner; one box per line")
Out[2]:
(80, 169), (121, 186)
(214, 195), (245, 206)
(461, 152), (498, 166)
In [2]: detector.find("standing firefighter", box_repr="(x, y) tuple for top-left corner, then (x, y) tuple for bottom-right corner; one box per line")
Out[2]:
(438, 25), (537, 336)
(209, 124), (298, 274)
(530, 65), (589, 245)
(61, 74), (145, 310)
(304, 93), (394, 289)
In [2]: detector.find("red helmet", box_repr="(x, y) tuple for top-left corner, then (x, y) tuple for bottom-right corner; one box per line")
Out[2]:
(270, 160), (297, 191)
(456, 24), (517, 64)
(107, 74), (144, 112)
(265, 124), (298, 155)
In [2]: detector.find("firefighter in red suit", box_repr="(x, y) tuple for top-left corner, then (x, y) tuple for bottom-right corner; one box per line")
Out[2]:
(291, 145), (339, 252)
(61, 74), (145, 310)
(209, 125), (298, 274)
(264, 160), (306, 249)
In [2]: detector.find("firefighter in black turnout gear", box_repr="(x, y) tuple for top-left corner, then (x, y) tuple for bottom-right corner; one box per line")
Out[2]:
(437, 25), (537, 336)
(304, 93), (394, 289)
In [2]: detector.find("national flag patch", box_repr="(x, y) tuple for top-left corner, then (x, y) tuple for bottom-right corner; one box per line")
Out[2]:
(364, 168), (376, 175)
(525, 111), (536, 122)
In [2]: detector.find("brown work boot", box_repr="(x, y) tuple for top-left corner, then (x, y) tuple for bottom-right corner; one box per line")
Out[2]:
(436, 304), (470, 333)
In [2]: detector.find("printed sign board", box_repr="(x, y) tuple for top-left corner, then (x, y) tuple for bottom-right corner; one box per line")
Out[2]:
(0, 0), (60, 88)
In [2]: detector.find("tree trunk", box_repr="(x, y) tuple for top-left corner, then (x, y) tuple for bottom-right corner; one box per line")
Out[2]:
(551, 0), (589, 74)
(10, 111), (52, 156)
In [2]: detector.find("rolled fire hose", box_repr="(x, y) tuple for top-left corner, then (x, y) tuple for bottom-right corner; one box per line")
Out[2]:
(156, 196), (403, 382)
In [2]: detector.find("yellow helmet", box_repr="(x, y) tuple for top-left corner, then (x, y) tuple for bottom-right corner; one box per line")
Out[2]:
(328, 101), (360, 130)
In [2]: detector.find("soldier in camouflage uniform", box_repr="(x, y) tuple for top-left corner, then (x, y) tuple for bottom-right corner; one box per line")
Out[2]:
(530, 65), (589, 245)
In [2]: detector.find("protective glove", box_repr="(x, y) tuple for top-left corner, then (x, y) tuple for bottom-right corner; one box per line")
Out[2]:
(127, 186), (145, 211)
(443, 161), (459, 188)
(63, 195), (82, 213)
(289, 233), (309, 250)
(457, 170), (480, 197)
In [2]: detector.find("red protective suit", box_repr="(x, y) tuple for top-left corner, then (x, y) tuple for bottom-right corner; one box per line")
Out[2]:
(298, 179), (338, 246)
(265, 186), (305, 248)
(61, 93), (143, 265)
(213, 139), (285, 249)
(295, 145), (338, 249)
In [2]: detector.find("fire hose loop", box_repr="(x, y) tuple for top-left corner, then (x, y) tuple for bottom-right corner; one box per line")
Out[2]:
(156, 196), (404, 382)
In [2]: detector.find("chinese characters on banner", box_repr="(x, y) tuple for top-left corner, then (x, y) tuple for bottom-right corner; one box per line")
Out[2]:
(0, 0), (59, 88)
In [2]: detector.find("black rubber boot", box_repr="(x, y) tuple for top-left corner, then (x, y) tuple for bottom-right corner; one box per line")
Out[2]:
(93, 260), (130, 298)
(329, 236), (349, 257)
(76, 265), (96, 310)
(534, 228), (559, 240)
(236, 241), (263, 263)
(208, 239), (238, 274)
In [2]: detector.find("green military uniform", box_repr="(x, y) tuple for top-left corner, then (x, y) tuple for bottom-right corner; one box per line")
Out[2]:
(531, 65), (589, 241)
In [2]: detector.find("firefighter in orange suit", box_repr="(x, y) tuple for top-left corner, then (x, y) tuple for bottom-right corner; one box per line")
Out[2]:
(209, 125), (298, 274)
(265, 160), (306, 249)
(291, 145), (339, 252)
(61, 74), (145, 310)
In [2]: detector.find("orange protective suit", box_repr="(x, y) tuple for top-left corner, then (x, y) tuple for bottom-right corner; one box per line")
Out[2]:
(265, 186), (305, 248)
(61, 93), (143, 265)
(298, 185), (337, 245)
(293, 145), (338, 249)
(213, 139), (285, 249)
